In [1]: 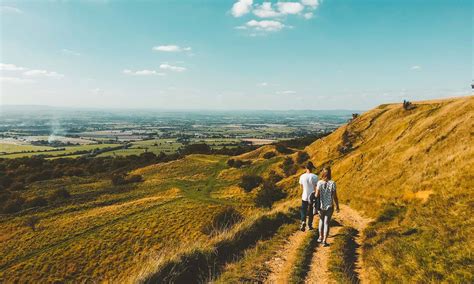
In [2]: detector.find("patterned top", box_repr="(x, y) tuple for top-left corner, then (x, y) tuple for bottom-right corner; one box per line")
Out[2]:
(317, 180), (336, 210)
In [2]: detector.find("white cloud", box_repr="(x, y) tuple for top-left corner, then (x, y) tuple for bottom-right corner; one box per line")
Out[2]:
(277, 90), (296, 94)
(411, 65), (421, 70)
(23, 69), (64, 78)
(0, 63), (26, 71)
(0, 6), (23, 14)
(159, 64), (187, 72)
(152, 45), (192, 52)
(122, 69), (165, 76)
(258, 82), (269, 87)
(0, 76), (34, 84)
(61, 49), (81, 56)
(231, 0), (253, 17)
(301, 0), (320, 8)
(303, 12), (314, 19)
(91, 88), (104, 95)
(277, 2), (304, 15)
(246, 20), (285, 32)
(253, 2), (281, 18)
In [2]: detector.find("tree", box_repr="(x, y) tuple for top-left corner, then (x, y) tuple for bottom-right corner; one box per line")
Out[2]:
(263, 151), (277, 159)
(24, 216), (40, 231)
(275, 144), (293, 154)
(255, 180), (286, 208)
(281, 157), (297, 177)
(296, 151), (310, 164)
(239, 175), (263, 192)
(49, 188), (71, 201)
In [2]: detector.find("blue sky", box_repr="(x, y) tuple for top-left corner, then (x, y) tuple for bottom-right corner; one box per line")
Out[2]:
(0, 0), (472, 110)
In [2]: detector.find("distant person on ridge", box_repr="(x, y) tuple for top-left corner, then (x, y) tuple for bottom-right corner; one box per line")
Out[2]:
(299, 162), (318, 231)
(316, 166), (340, 246)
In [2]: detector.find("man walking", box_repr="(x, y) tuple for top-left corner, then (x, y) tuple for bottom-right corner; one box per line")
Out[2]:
(299, 161), (318, 231)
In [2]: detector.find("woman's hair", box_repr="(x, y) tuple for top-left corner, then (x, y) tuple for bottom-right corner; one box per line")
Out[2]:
(320, 166), (332, 181)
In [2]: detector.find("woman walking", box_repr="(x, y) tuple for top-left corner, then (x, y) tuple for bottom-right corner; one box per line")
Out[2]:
(316, 166), (340, 246)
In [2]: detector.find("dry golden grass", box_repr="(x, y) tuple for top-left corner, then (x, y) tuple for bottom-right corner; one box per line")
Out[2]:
(302, 96), (474, 282)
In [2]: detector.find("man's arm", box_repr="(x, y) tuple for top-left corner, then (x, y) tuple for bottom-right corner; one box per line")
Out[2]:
(334, 186), (340, 212)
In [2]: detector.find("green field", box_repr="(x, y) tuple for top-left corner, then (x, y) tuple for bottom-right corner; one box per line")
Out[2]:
(0, 143), (121, 159)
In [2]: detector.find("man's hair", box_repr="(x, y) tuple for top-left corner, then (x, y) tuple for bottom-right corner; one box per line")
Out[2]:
(305, 161), (315, 171)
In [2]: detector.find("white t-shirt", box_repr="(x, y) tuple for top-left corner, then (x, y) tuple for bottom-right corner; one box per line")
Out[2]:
(299, 173), (318, 201)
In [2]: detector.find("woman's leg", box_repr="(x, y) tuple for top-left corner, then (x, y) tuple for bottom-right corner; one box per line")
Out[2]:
(323, 207), (334, 243)
(318, 210), (325, 241)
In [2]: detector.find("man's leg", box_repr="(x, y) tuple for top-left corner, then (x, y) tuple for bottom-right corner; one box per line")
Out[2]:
(300, 200), (308, 231)
(307, 203), (314, 229)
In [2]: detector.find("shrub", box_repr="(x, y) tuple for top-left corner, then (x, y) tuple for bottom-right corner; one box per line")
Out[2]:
(24, 216), (40, 231)
(9, 182), (25, 191)
(296, 151), (310, 164)
(49, 188), (71, 201)
(263, 151), (277, 159)
(239, 175), (263, 192)
(24, 196), (48, 208)
(227, 159), (235, 167)
(2, 197), (24, 214)
(267, 170), (283, 184)
(275, 144), (293, 154)
(201, 206), (243, 235)
(111, 174), (127, 186)
(227, 159), (251, 168)
(281, 157), (297, 177)
(127, 174), (143, 183)
(255, 180), (286, 208)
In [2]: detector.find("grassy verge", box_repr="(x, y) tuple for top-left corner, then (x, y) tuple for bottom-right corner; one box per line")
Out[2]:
(137, 208), (299, 283)
(215, 222), (299, 283)
(288, 230), (319, 283)
(327, 227), (359, 283)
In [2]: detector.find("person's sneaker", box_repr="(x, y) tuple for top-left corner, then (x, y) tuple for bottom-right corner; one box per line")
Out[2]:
(323, 242), (329, 247)
(300, 222), (306, 232)
(317, 238), (323, 243)
(308, 226), (314, 231)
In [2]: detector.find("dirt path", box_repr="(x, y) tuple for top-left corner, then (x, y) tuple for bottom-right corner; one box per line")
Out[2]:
(304, 225), (342, 284)
(337, 204), (372, 283)
(265, 230), (307, 284)
(265, 204), (372, 284)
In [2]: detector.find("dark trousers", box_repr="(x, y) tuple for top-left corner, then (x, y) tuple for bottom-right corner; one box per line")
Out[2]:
(300, 200), (314, 227)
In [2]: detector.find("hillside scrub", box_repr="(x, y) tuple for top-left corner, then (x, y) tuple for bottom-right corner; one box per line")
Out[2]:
(254, 180), (286, 208)
(239, 175), (263, 192)
(201, 206), (244, 235)
(281, 157), (297, 177)
(139, 210), (296, 283)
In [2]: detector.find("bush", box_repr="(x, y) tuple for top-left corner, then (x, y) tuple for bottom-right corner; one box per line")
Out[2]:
(2, 197), (24, 214)
(275, 144), (293, 154)
(267, 170), (283, 184)
(111, 174), (127, 186)
(296, 151), (310, 164)
(24, 216), (40, 231)
(24, 196), (48, 208)
(263, 151), (277, 159)
(49, 188), (71, 201)
(9, 182), (25, 191)
(227, 159), (235, 167)
(127, 174), (143, 183)
(255, 180), (286, 208)
(201, 206), (243, 235)
(281, 157), (297, 177)
(239, 175), (263, 192)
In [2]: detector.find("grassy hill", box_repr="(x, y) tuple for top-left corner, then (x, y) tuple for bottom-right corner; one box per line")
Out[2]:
(302, 96), (473, 282)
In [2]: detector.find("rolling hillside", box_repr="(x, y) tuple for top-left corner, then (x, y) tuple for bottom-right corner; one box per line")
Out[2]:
(302, 96), (473, 282)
